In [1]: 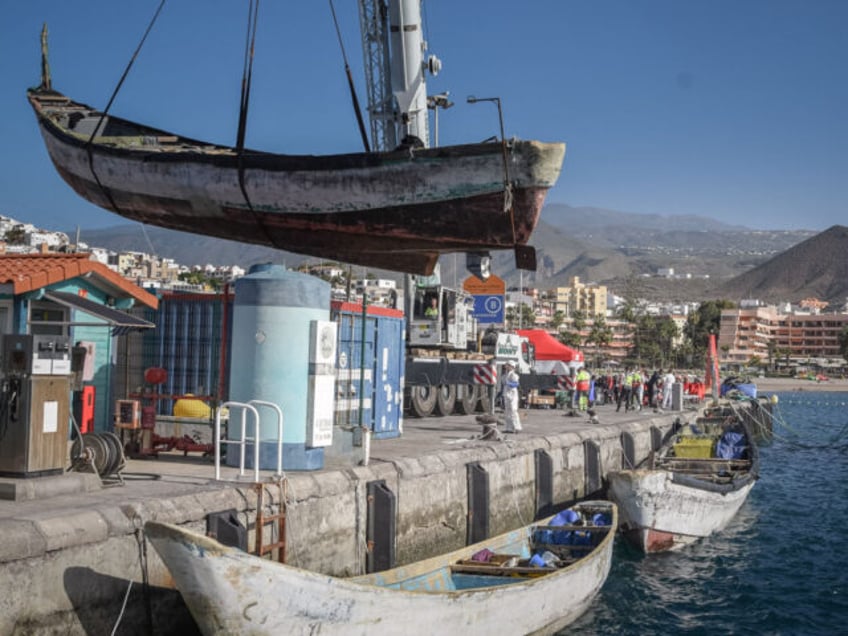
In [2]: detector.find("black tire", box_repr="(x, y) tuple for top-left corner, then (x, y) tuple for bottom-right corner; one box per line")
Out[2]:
(477, 385), (494, 413)
(435, 384), (457, 416)
(410, 384), (437, 417)
(456, 384), (479, 415)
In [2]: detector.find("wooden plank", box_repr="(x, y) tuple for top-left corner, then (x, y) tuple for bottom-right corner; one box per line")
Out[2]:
(450, 563), (553, 577)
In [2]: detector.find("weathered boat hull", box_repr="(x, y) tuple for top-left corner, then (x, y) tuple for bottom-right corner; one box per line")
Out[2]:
(145, 501), (616, 635)
(28, 89), (565, 274)
(608, 409), (759, 554)
(608, 469), (755, 553)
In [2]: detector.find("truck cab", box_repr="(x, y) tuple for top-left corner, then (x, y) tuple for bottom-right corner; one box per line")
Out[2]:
(492, 332), (535, 374)
(408, 285), (475, 350)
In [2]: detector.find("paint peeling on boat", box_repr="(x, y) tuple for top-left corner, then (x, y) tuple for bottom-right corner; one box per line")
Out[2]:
(28, 89), (565, 275)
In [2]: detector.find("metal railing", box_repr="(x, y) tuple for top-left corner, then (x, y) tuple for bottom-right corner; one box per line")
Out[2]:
(214, 400), (284, 482)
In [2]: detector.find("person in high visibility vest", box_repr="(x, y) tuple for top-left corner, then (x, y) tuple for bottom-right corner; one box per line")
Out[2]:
(575, 368), (591, 411)
(630, 369), (644, 411)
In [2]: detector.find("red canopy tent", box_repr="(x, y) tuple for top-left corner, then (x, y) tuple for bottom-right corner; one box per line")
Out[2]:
(517, 329), (584, 363)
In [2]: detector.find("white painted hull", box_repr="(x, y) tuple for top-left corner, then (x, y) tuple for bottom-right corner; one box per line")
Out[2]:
(146, 502), (616, 635)
(608, 469), (755, 553)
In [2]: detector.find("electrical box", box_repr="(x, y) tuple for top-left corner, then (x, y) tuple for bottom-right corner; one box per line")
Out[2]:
(115, 399), (141, 429)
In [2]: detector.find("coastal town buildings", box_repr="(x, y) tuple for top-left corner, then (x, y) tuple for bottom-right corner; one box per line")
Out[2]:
(718, 303), (848, 367)
(548, 276), (608, 317)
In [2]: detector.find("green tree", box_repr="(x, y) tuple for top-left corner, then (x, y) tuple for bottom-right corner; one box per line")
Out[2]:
(586, 316), (613, 366)
(656, 316), (680, 367)
(839, 327), (848, 364)
(571, 309), (587, 333)
(684, 299), (735, 368)
(178, 270), (222, 291)
(558, 331), (582, 348)
(3, 224), (26, 245)
(550, 310), (565, 333)
(506, 303), (535, 330)
(766, 340), (777, 371)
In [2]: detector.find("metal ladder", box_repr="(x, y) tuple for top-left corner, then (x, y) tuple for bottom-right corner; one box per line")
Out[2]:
(253, 479), (287, 562)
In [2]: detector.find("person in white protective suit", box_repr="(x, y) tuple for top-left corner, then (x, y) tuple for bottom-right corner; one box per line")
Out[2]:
(502, 361), (522, 433)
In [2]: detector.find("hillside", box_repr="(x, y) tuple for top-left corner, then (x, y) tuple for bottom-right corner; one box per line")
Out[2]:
(716, 225), (848, 304)
(71, 206), (819, 301)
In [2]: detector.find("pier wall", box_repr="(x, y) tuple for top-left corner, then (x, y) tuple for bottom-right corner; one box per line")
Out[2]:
(0, 415), (674, 634)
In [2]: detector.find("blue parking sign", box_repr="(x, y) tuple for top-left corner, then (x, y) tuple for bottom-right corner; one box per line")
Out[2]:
(473, 294), (504, 324)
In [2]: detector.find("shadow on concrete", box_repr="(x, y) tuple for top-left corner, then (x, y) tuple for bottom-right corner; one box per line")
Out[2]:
(63, 566), (201, 636)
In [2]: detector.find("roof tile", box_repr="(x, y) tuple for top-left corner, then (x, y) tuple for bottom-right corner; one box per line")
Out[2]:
(0, 253), (157, 309)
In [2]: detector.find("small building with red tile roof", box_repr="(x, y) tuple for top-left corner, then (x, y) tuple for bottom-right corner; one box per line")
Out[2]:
(0, 253), (158, 432)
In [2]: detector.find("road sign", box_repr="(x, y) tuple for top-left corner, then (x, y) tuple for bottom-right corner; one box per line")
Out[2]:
(473, 294), (504, 324)
(463, 274), (505, 295)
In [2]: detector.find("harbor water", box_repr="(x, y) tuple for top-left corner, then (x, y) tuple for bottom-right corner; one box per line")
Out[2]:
(569, 391), (848, 635)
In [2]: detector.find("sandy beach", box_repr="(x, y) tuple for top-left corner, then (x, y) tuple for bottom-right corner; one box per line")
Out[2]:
(755, 376), (848, 393)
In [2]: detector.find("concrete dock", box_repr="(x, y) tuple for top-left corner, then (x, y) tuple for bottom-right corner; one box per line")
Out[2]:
(0, 403), (687, 634)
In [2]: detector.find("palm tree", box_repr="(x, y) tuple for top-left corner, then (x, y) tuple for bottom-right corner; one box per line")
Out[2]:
(586, 316), (613, 367)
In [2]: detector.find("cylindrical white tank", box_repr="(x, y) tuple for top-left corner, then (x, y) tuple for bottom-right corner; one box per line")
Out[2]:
(227, 264), (330, 470)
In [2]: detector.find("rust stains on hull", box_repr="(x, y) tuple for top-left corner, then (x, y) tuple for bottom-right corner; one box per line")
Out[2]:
(29, 89), (565, 274)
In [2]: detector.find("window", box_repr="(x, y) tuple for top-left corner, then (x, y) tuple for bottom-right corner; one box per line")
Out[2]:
(30, 302), (68, 337)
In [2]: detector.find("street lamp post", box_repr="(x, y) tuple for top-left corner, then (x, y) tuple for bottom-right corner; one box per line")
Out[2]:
(427, 92), (454, 147)
(467, 95), (511, 210)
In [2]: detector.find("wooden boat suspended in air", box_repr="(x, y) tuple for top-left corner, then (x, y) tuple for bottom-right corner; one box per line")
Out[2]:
(145, 500), (617, 635)
(27, 83), (564, 274)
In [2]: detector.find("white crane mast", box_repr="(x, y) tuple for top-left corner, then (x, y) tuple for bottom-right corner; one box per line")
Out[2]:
(358, 0), (439, 151)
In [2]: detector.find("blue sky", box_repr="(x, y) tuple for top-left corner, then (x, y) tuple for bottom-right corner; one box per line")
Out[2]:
(2, 0), (845, 233)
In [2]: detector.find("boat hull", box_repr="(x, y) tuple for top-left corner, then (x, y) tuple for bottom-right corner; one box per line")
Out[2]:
(29, 89), (565, 274)
(145, 501), (616, 635)
(608, 468), (755, 553)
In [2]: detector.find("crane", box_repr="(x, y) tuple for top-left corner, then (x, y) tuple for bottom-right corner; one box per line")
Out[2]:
(357, 0), (491, 281)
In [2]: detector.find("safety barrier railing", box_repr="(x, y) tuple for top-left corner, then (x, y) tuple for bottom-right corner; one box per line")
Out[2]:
(248, 400), (284, 477)
(214, 400), (285, 482)
(214, 401), (260, 482)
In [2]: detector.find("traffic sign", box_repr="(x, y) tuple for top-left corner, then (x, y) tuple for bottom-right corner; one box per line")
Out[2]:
(463, 274), (505, 295)
(473, 294), (504, 324)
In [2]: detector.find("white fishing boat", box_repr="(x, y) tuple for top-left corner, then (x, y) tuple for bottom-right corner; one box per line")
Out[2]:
(145, 500), (616, 635)
(607, 414), (758, 553)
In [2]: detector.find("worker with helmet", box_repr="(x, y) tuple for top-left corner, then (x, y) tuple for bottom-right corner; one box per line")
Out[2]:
(501, 361), (522, 433)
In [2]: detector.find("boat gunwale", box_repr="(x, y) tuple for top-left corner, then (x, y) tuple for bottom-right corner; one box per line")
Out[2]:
(27, 88), (565, 176)
(145, 500), (617, 598)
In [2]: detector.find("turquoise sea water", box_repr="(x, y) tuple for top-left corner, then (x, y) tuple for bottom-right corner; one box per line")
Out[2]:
(568, 392), (848, 635)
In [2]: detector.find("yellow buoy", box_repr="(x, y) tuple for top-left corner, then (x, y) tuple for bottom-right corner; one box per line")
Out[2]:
(173, 394), (212, 419)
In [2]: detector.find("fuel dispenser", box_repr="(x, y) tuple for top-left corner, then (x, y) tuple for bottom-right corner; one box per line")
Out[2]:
(0, 334), (72, 477)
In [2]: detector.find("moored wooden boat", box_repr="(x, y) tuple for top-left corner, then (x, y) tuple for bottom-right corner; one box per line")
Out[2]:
(607, 413), (759, 553)
(27, 87), (565, 275)
(145, 500), (616, 635)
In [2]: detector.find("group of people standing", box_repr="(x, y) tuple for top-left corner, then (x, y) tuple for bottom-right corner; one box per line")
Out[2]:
(499, 363), (698, 431)
(612, 368), (678, 412)
(564, 367), (682, 413)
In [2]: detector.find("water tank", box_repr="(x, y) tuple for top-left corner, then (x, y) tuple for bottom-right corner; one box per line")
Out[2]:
(228, 264), (330, 470)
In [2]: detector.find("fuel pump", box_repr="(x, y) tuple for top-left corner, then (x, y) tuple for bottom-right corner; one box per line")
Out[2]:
(0, 334), (72, 477)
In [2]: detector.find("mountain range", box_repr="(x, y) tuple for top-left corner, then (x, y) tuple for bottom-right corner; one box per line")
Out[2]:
(69, 204), (845, 304)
